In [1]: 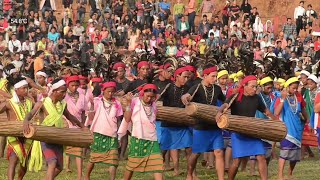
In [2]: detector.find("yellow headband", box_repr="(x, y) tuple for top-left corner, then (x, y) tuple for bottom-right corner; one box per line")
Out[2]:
(260, 77), (273, 86)
(218, 70), (229, 79)
(276, 78), (286, 87)
(284, 77), (299, 88)
(229, 73), (236, 80)
(236, 71), (244, 78)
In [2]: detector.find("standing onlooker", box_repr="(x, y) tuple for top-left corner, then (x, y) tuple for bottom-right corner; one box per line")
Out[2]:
(200, 0), (215, 21)
(187, 0), (196, 34)
(282, 18), (297, 42)
(89, 0), (102, 20)
(222, 0), (230, 26)
(305, 4), (317, 27)
(142, 0), (154, 29)
(136, 0), (144, 24)
(229, 0), (241, 22)
(241, 0), (252, 19)
(173, 0), (185, 31)
(294, 1), (305, 35)
(159, 0), (171, 25)
(39, 0), (56, 16)
(77, 0), (87, 24)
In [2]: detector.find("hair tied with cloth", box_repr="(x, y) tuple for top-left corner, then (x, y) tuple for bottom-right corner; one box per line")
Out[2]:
(101, 81), (117, 91)
(48, 79), (66, 96)
(139, 84), (157, 97)
(237, 75), (257, 102)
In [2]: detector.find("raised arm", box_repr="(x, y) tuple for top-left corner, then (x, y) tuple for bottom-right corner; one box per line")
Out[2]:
(0, 100), (9, 114)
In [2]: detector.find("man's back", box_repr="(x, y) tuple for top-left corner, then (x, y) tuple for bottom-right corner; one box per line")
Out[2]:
(34, 57), (44, 73)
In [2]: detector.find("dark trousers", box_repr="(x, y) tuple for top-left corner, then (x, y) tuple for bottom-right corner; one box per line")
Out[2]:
(222, 15), (229, 26)
(296, 16), (303, 35)
(188, 11), (196, 34)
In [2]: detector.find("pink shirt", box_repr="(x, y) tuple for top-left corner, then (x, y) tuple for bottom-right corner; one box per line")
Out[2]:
(64, 92), (87, 128)
(90, 98), (123, 137)
(118, 97), (157, 141)
(254, 50), (263, 60)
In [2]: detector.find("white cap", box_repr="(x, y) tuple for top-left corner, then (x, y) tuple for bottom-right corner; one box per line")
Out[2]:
(300, 70), (311, 77)
(310, 43), (314, 47)
(88, 19), (93, 23)
(308, 74), (319, 84)
(200, 39), (206, 43)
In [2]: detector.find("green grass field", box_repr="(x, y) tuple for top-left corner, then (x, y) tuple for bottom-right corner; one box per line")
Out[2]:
(0, 150), (319, 180)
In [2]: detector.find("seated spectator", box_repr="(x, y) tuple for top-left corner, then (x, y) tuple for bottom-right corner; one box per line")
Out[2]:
(253, 45), (263, 61)
(166, 40), (177, 56)
(47, 27), (60, 44)
(198, 15), (210, 38)
(177, 16), (190, 35)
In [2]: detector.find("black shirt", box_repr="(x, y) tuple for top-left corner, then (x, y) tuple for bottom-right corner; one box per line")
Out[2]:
(188, 83), (226, 130)
(225, 94), (266, 117)
(115, 78), (130, 91)
(153, 78), (171, 101)
(161, 83), (190, 127)
(124, 78), (147, 94)
(186, 77), (202, 87)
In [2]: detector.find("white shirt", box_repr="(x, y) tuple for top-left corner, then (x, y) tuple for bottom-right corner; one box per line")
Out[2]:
(229, 21), (241, 29)
(294, 6), (305, 19)
(11, 60), (23, 70)
(22, 42), (36, 55)
(180, 22), (188, 32)
(8, 40), (22, 53)
(260, 41), (271, 50)
(306, 10), (315, 22)
(208, 29), (220, 38)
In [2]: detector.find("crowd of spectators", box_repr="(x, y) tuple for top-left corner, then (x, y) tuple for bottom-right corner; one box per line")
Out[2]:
(0, 0), (319, 78)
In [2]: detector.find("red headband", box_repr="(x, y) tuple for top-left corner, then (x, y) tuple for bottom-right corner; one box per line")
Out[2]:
(185, 65), (196, 72)
(174, 67), (188, 79)
(91, 77), (102, 83)
(139, 83), (157, 96)
(138, 61), (149, 69)
(113, 62), (126, 70)
(66, 75), (80, 85)
(78, 75), (88, 81)
(159, 63), (171, 70)
(203, 66), (218, 75)
(101, 81), (117, 91)
(237, 75), (257, 102)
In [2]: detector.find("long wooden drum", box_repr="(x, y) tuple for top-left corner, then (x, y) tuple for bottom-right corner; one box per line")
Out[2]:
(0, 121), (93, 147)
(217, 114), (287, 142)
(185, 103), (230, 124)
(157, 106), (196, 125)
(24, 124), (93, 148)
(0, 121), (25, 137)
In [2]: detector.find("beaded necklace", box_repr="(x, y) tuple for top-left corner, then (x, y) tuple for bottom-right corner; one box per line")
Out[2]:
(202, 83), (215, 105)
(140, 99), (153, 120)
(286, 94), (298, 114)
